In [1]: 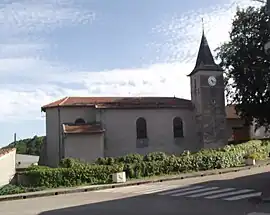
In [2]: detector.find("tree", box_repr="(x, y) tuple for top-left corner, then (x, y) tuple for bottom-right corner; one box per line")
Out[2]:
(216, 6), (270, 129)
(2, 136), (45, 155)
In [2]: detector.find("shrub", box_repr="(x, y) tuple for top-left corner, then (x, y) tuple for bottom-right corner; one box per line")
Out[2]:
(23, 164), (123, 188)
(143, 152), (168, 162)
(0, 184), (45, 196)
(59, 158), (89, 168)
(18, 140), (270, 189)
(117, 153), (144, 164)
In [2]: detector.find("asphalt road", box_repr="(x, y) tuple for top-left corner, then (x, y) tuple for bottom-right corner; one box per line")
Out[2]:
(1, 166), (270, 215)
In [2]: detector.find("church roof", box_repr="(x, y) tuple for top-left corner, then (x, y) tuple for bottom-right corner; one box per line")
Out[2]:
(63, 123), (104, 134)
(188, 31), (223, 76)
(42, 97), (240, 119)
(41, 96), (193, 111)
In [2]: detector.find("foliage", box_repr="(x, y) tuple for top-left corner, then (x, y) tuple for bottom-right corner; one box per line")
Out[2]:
(216, 5), (270, 129)
(19, 140), (270, 189)
(24, 164), (123, 188)
(2, 135), (45, 156)
(0, 184), (45, 196)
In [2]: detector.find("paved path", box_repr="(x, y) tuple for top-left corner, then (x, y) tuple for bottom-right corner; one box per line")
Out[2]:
(1, 165), (270, 215)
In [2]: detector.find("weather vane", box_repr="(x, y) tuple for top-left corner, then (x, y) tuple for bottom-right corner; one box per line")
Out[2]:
(201, 17), (204, 33)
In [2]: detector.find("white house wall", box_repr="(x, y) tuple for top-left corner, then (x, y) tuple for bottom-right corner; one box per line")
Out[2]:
(45, 107), (97, 167)
(0, 149), (16, 187)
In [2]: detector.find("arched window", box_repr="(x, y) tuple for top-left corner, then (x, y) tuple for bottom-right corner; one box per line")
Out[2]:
(75, 118), (85, 125)
(173, 117), (184, 138)
(136, 117), (147, 139)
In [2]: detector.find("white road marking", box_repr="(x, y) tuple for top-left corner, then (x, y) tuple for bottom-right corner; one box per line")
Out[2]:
(205, 189), (254, 199)
(188, 188), (236, 198)
(94, 183), (262, 202)
(158, 185), (204, 196)
(171, 187), (219, 197)
(247, 213), (270, 215)
(95, 184), (181, 194)
(144, 187), (179, 194)
(223, 192), (262, 201)
(133, 185), (180, 194)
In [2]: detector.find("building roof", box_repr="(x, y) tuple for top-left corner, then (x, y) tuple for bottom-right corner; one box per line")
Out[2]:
(0, 148), (16, 158)
(41, 96), (193, 111)
(226, 104), (241, 119)
(188, 31), (223, 76)
(63, 123), (105, 134)
(42, 97), (241, 119)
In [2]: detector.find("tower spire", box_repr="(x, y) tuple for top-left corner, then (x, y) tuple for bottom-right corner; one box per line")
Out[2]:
(187, 20), (223, 76)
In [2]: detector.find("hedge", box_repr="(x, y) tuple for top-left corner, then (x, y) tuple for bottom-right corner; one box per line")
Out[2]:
(0, 185), (45, 196)
(21, 140), (270, 188)
(23, 164), (123, 188)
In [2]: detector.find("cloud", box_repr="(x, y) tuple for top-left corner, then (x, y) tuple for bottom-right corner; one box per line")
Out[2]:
(0, 0), (262, 122)
(0, 0), (95, 36)
(147, 0), (259, 65)
(0, 62), (193, 122)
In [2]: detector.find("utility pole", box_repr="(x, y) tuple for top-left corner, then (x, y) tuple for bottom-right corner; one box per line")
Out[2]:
(14, 133), (17, 144)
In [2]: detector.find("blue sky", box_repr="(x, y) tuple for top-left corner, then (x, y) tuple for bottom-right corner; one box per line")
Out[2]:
(0, 0), (258, 147)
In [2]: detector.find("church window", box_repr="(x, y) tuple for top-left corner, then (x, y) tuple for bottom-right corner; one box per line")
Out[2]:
(75, 118), (86, 125)
(173, 117), (184, 138)
(136, 117), (147, 139)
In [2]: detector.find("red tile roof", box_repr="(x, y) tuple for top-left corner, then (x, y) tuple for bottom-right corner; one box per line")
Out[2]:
(0, 148), (16, 158)
(63, 123), (104, 134)
(41, 96), (241, 119)
(41, 96), (193, 111)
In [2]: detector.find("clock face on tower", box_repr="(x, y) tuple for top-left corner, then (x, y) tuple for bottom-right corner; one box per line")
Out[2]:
(208, 76), (217, 86)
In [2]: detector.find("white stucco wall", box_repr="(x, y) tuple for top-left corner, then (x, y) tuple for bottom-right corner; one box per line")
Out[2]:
(0, 149), (16, 187)
(45, 106), (200, 166)
(64, 133), (104, 163)
(99, 108), (199, 157)
(15, 154), (39, 169)
(45, 107), (97, 167)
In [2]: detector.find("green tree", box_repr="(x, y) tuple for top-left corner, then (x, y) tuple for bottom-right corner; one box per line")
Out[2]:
(216, 6), (270, 129)
(2, 136), (45, 155)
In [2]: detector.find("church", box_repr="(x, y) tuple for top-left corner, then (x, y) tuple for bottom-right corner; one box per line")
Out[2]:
(40, 32), (262, 168)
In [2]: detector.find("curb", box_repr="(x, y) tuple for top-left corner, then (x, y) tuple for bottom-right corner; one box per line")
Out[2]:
(1, 162), (270, 202)
(260, 197), (270, 203)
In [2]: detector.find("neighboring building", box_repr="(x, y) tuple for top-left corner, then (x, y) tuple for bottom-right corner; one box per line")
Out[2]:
(40, 32), (263, 167)
(15, 154), (39, 169)
(0, 148), (16, 187)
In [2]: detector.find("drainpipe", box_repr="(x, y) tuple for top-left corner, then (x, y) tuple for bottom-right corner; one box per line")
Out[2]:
(57, 107), (61, 165)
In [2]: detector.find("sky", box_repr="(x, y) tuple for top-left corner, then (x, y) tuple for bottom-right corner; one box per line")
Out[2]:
(0, 0), (260, 147)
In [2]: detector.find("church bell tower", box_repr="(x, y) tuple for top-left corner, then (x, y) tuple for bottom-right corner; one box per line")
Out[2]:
(188, 30), (227, 148)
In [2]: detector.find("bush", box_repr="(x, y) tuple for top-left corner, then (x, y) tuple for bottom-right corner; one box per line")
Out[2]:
(0, 184), (45, 196)
(143, 152), (167, 162)
(18, 140), (270, 189)
(23, 164), (123, 188)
